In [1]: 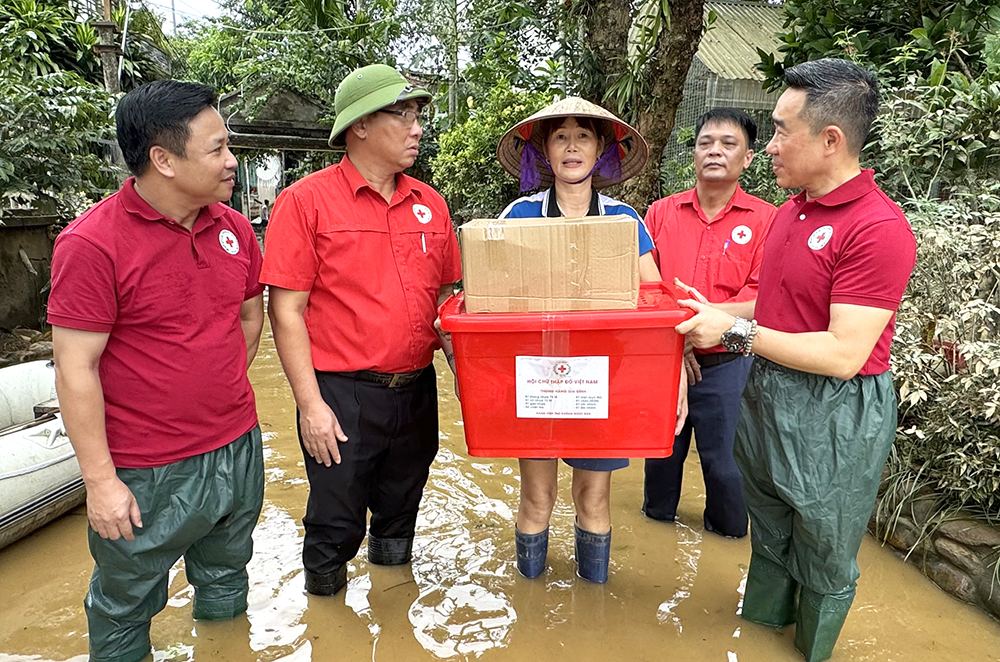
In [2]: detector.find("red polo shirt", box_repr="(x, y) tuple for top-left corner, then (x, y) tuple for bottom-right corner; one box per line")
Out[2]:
(48, 178), (264, 468)
(645, 184), (776, 353)
(260, 156), (462, 373)
(755, 170), (916, 376)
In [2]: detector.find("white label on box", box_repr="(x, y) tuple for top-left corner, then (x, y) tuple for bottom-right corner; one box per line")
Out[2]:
(515, 356), (609, 419)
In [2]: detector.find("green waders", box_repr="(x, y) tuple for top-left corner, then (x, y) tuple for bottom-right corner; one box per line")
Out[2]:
(733, 359), (896, 662)
(85, 426), (264, 662)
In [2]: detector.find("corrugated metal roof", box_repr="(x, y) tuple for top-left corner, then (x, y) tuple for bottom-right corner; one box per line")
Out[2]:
(697, 1), (785, 81)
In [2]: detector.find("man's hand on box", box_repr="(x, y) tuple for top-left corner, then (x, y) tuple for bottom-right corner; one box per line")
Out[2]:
(676, 300), (736, 349)
(683, 352), (703, 385)
(673, 278), (710, 305)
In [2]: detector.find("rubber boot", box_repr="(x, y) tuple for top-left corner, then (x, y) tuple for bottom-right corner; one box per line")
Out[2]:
(741, 552), (798, 627)
(794, 587), (854, 662)
(304, 565), (347, 596)
(367, 536), (413, 565)
(515, 527), (548, 579)
(574, 522), (611, 584)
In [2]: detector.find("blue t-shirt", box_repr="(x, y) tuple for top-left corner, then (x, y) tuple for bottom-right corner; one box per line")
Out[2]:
(498, 188), (654, 255)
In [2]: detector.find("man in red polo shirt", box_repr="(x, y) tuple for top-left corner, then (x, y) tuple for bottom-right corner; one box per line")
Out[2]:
(642, 108), (775, 539)
(676, 59), (916, 662)
(48, 81), (265, 662)
(261, 64), (461, 596)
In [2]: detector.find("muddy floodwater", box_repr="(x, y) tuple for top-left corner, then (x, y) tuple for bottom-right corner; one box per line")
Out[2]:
(2, 320), (1000, 662)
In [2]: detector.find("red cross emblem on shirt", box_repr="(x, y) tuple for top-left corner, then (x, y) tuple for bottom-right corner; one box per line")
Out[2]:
(413, 204), (432, 224)
(225, 236), (235, 247)
(737, 230), (747, 239)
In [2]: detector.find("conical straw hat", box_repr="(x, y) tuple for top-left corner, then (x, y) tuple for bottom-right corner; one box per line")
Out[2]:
(496, 97), (649, 190)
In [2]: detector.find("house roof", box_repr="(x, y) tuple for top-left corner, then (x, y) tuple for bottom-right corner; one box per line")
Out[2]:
(219, 86), (335, 151)
(698, 1), (785, 81)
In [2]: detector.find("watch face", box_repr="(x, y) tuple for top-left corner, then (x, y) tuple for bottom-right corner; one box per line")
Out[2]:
(721, 320), (747, 353)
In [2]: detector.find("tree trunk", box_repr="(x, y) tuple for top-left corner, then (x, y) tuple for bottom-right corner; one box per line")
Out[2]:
(620, 0), (704, 213)
(577, 0), (631, 113)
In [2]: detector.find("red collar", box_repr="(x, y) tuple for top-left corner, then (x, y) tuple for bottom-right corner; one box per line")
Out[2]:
(118, 177), (226, 229)
(678, 183), (754, 222)
(340, 155), (422, 203)
(793, 169), (877, 207)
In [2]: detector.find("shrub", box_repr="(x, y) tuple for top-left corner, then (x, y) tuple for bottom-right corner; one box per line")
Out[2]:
(431, 81), (551, 225)
(891, 198), (1000, 517)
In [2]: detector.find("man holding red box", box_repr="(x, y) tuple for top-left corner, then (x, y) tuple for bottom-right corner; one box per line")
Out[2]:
(642, 108), (776, 539)
(676, 59), (916, 662)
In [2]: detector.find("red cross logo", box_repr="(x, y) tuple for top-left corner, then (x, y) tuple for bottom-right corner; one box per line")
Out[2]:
(731, 225), (752, 245)
(218, 229), (240, 254)
(556, 364), (568, 375)
(552, 360), (572, 378)
(413, 204), (432, 224)
(808, 225), (834, 250)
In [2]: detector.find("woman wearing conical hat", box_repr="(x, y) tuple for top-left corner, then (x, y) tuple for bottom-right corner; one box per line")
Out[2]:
(496, 97), (687, 583)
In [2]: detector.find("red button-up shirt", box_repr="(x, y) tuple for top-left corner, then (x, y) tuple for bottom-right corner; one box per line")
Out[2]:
(260, 156), (462, 373)
(48, 178), (263, 468)
(755, 170), (916, 376)
(644, 184), (776, 353)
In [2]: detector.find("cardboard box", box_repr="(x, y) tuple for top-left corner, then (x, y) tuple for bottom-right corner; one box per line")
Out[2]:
(459, 214), (639, 313)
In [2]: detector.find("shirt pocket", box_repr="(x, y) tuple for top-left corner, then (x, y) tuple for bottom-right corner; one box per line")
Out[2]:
(714, 250), (755, 301)
(398, 227), (448, 291)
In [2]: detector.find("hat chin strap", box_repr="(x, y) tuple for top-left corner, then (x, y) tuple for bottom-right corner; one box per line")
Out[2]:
(521, 142), (623, 192)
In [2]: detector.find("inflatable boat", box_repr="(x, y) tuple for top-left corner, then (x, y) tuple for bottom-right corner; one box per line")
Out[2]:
(0, 360), (84, 550)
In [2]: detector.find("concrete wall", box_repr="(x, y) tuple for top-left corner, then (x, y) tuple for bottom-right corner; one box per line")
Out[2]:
(0, 215), (56, 330)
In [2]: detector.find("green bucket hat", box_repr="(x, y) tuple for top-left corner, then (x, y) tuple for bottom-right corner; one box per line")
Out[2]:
(329, 64), (432, 146)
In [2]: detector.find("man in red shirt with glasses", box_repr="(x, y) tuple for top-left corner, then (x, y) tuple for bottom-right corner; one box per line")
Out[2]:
(261, 64), (461, 597)
(642, 108), (776, 539)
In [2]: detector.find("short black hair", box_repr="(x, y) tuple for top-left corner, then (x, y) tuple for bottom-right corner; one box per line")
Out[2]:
(783, 58), (878, 155)
(115, 80), (219, 176)
(695, 108), (757, 149)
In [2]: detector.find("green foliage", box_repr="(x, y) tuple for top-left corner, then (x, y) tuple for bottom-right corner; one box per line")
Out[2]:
(0, 71), (117, 219)
(871, 58), (1000, 203)
(855, 26), (1000, 518)
(759, 0), (1000, 90)
(740, 152), (786, 207)
(112, 4), (173, 91)
(178, 0), (401, 112)
(0, 0), (99, 80)
(1, 0), (173, 90)
(892, 199), (1000, 517)
(430, 80), (550, 224)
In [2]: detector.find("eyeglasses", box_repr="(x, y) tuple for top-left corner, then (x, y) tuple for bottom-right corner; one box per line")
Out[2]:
(378, 107), (427, 124)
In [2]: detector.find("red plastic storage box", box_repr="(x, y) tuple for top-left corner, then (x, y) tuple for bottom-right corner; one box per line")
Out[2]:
(438, 282), (693, 458)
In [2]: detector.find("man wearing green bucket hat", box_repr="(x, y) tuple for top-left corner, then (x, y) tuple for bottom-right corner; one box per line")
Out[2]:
(261, 64), (462, 597)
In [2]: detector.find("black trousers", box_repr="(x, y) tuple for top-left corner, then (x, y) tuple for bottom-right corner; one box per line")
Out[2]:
(299, 366), (439, 575)
(643, 355), (752, 537)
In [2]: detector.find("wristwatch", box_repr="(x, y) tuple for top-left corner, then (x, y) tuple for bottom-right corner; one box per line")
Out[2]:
(721, 317), (758, 355)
